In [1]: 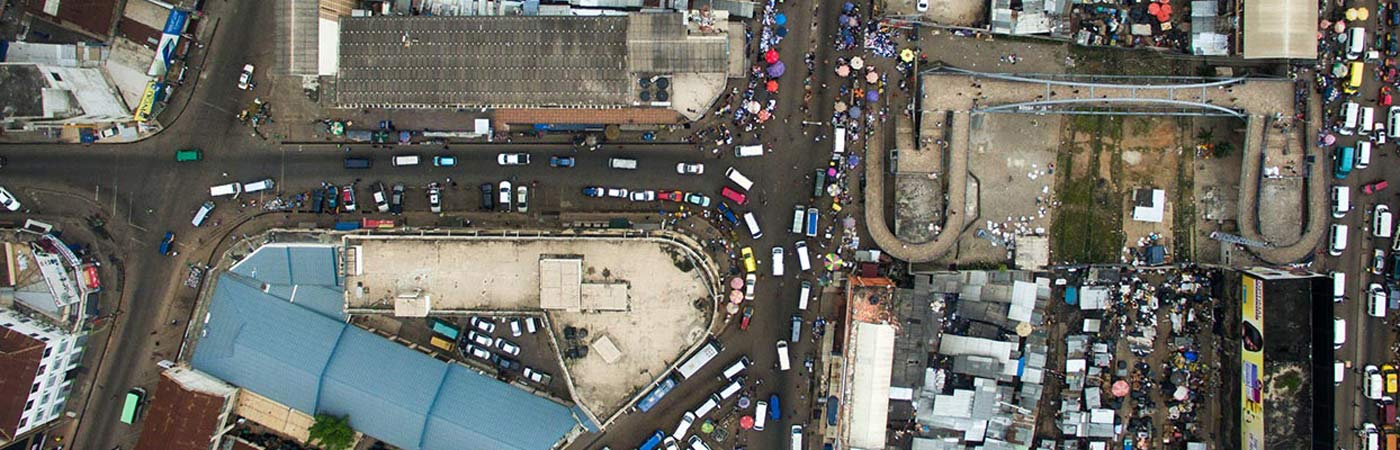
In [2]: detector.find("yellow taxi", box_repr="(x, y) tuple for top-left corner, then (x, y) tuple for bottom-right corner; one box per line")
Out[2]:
(741, 247), (757, 273)
(1385, 364), (1399, 395)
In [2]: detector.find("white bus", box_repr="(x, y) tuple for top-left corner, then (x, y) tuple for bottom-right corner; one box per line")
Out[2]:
(675, 338), (723, 379)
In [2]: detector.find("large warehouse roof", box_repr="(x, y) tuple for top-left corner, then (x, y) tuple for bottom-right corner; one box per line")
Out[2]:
(1241, 0), (1316, 59)
(193, 244), (584, 450)
(335, 14), (726, 109)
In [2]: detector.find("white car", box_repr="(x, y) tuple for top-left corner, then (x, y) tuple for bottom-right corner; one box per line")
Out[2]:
(0, 187), (20, 211)
(630, 190), (656, 202)
(469, 317), (496, 333)
(467, 331), (493, 347)
(516, 186), (529, 213)
(676, 162), (705, 175)
(494, 337), (521, 355)
(523, 367), (552, 384)
(373, 186), (390, 213)
(672, 411), (696, 440)
(916, 0), (929, 12)
(428, 187), (442, 214)
(744, 273), (756, 300)
(771, 246), (785, 277)
(499, 181), (513, 211)
(465, 345), (492, 359)
(237, 64), (255, 90)
(497, 153), (530, 166)
(606, 187), (630, 198)
(510, 319), (523, 337)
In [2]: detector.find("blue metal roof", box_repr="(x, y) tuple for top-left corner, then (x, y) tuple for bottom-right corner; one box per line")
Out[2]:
(194, 245), (582, 450)
(229, 244), (344, 320)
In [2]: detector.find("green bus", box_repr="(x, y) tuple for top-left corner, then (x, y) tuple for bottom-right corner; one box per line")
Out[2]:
(175, 148), (203, 162)
(121, 388), (146, 424)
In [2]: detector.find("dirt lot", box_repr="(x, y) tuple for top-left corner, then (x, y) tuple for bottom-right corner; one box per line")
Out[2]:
(952, 113), (1062, 265)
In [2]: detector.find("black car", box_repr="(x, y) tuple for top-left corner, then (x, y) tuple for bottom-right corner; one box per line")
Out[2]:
(479, 183), (494, 210)
(490, 354), (521, 371)
(389, 184), (405, 214)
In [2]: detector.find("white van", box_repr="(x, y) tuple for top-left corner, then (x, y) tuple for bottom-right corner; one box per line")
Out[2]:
(754, 401), (768, 431)
(718, 379), (743, 400)
(1336, 317), (1347, 349)
(1333, 186), (1352, 218)
(1336, 361), (1346, 386)
(790, 425), (803, 450)
(798, 281), (811, 310)
(795, 241), (811, 272)
(1362, 107), (1377, 135)
(191, 201), (215, 227)
(694, 394), (721, 419)
(725, 167), (755, 191)
(243, 178), (275, 194)
(1363, 423), (1380, 450)
(771, 247), (785, 277)
(720, 356), (750, 380)
(735, 145), (764, 158)
(1330, 224), (1349, 256)
(608, 157), (638, 170)
(791, 206), (804, 234)
(209, 182), (242, 197)
(776, 340), (790, 371)
(1343, 102), (1361, 135)
(1367, 365), (1384, 399)
(1370, 283), (1388, 317)
(833, 127), (847, 154)
(1348, 28), (1367, 60)
(392, 155), (420, 167)
(687, 436), (712, 450)
(1375, 205), (1394, 238)
(1332, 271), (1346, 303)
(1358, 140), (1374, 169)
(744, 212), (763, 239)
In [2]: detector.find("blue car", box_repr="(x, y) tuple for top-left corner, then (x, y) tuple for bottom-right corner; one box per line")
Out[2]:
(716, 202), (739, 224)
(550, 156), (575, 168)
(433, 155), (457, 167)
(159, 232), (175, 255)
(582, 187), (605, 197)
(769, 393), (780, 420)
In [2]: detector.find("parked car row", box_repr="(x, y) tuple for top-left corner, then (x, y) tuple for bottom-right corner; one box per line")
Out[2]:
(459, 316), (552, 386)
(581, 187), (712, 207)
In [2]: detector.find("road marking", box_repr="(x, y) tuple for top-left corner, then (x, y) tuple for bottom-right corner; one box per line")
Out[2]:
(200, 100), (236, 116)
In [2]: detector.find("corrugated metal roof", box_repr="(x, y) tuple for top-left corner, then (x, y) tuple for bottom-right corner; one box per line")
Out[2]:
(846, 322), (896, 449)
(194, 248), (582, 450)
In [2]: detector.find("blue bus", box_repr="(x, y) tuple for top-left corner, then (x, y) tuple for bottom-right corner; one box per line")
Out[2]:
(637, 375), (679, 412)
(638, 430), (665, 450)
(429, 318), (460, 341)
(1336, 146), (1356, 179)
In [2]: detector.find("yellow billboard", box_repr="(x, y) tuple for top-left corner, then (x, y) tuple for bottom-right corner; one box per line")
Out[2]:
(1240, 275), (1265, 450)
(133, 80), (158, 122)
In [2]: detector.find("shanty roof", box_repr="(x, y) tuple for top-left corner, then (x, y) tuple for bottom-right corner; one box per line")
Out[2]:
(132, 367), (237, 450)
(1241, 0), (1317, 59)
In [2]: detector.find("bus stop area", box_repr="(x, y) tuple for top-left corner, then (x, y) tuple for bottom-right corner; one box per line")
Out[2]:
(340, 234), (719, 422)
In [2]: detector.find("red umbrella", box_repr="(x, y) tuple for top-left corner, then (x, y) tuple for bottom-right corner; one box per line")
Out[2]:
(740, 416), (755, 429)
(764, 49), (780, 64)
(1112, 380), (1130, 397)
(766, 80), (779, 93)
(1147, 2), (1160, 14)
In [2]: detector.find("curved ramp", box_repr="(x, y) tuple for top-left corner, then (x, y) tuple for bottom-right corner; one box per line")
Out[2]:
(1234, 98), (1326, 264)
(864, 111), (970, 263)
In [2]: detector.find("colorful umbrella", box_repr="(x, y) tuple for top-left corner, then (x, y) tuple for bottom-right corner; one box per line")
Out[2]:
(900, 48), (916, 62)
(730, 290), (744, 303)
(775, 13), (787, 25)
(1346, 7), (1358, 20)
(726, 303), (740, 314)
(848, 106), (861, 118)
(836, 65), (851, 77)
(850, 56), (865, 70)
(843, 2), (854, 12)
(765, 49), (780, 64)
(1112, 380), (1130, 397)
(745, 101), (761, 113)
(740, 416), (754, 430)
(730, 277), (744, 289)
(1335, 20), (1347, 33)
(757, 110), (772, 122)
(776, 26), (788, 37)
(866, 71), (879, 84)
(1358, 7), (1370, 20)
(866, 90), (879, 102)
(766, 80), (779, 93)
(767, 61), (786, 78)
(834, 101), (848, 112)
(701, 420), (715, 433)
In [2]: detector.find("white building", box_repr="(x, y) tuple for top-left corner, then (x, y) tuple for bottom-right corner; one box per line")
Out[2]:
(0, 308), (85, 444)
(0, 62), (131, 132)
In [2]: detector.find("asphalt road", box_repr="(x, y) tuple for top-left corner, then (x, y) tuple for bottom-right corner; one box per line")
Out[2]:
(0, 0), (855, 446)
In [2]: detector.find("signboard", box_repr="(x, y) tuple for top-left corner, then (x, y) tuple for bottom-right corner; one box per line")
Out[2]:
(146, 9), (190, 77)
(133, 80), (159, 122)
(1240, 275), (1265, 450)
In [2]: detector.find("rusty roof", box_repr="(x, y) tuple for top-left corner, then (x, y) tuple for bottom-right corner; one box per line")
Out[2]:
(133, 371), (231, 450)
(0, 328), (44, 441)
(25, 0), (119, 39)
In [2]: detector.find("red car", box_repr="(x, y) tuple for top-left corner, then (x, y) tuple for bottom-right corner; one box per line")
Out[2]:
(1384, 86), (1394, 107)
(740, 306), (753, 330)
(658, 190), (684, 202)
(720, 186), (748, 205)
(1365, 180), (1390, 195)
(341, 186), (357, 212)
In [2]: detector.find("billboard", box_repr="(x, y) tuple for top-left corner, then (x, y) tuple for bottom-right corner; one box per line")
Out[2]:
(147, 9), (190, 77)
(133, 80), (159, 122)
(1240, 275), (1265, 450)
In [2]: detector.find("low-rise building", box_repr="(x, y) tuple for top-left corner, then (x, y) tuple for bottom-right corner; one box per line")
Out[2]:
(0, 308), (85, 445)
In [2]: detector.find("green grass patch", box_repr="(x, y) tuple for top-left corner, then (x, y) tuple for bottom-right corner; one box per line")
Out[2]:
(1051, 116), (1126, 263)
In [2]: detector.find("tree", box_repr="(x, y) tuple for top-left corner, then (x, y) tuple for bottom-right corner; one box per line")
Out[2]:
(308, 414), (354, 450)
